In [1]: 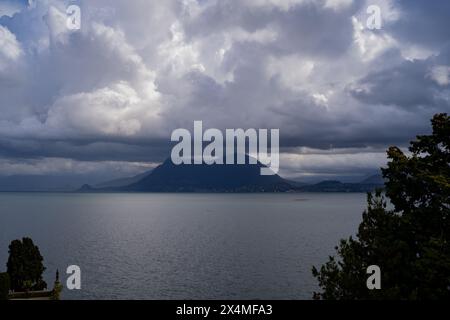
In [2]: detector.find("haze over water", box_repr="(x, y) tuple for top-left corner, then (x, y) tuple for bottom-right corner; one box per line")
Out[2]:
(0, 193), (366, 299)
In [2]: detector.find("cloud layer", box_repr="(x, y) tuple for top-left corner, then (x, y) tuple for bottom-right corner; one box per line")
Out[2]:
(0, 0), (449, 180)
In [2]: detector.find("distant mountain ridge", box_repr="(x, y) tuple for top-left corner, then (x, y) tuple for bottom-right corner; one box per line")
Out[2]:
(359, 174), (385, 185)
(297, 178), (384, 193)
(0, 174), (102, 192)
(79, 158), (384, 193)
(0, 159), (385, 193)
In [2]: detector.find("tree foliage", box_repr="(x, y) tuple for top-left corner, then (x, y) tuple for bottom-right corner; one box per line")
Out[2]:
(0, 273), (10, 300)
(6, 237), (47, 292)
(312, 113), (450, 299)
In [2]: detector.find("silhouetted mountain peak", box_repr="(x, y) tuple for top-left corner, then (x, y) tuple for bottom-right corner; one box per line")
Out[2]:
(121, 155), (292, 192)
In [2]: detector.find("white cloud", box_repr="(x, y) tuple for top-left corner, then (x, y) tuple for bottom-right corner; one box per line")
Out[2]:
(312, 93), (329, 107)
(0, 25), (23, 71)
(0, 0), (27, 18)
(242, 0), (310, 11)
(266, 55), (315, 91)
(324, 0), (353, 11)
(279, 149), (388, 179)
(157, 22), (205, 77)
(428, 65), (450, 86)
(352, 16), (396, 62)
(0, 80), (163, 139)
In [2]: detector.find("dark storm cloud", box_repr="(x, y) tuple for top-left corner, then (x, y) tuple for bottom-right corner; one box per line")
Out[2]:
(0, 138), (172, 163)
(182, 0), (364, 58)
(0, 0), (449, 177)
(388, 0), (450, 49)
(350, 57), (450, 109)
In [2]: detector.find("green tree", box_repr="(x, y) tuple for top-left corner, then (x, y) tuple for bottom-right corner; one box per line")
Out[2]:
(0, 273), (10, 300)
(312, 113), (450, 299)
(6, 237), (47, 292)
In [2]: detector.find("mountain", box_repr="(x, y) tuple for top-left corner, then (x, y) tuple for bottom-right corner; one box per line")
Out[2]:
(285, 179), (308, 188)
(83, 157), (293, 192)
(75, 157), (386, 193)
(0, 171), (153, 192)
(359, 174), (385, 185)
(124, 158), (293, 192)
(0, 166), (384, 193)
(94, 170), (153, 188)
(298, 179), (384, 193)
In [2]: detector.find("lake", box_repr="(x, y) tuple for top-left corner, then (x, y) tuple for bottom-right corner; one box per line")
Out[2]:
(0, 192), (367, 299)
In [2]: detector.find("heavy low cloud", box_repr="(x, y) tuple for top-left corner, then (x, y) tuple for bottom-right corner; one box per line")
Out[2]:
(0, 0), (449, 179)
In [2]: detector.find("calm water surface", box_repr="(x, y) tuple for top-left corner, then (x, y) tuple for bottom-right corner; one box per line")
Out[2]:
(0, 193), (366, 299)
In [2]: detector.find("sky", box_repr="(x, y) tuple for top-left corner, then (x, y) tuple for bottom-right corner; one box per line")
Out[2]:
(0, 0), (449, 182)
